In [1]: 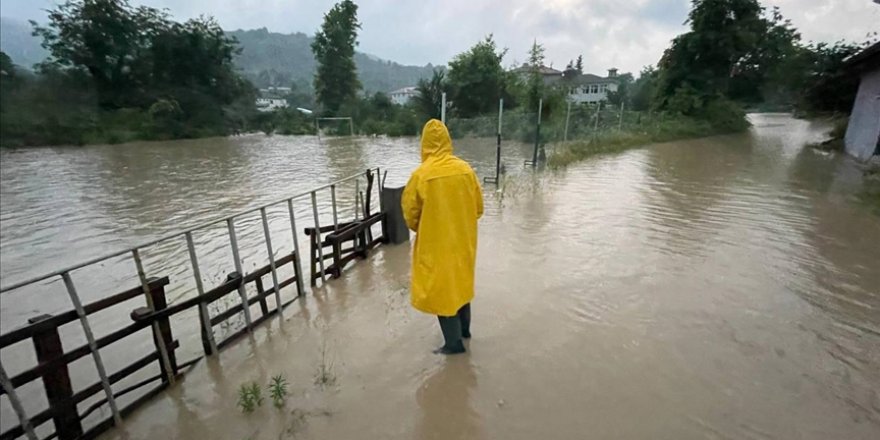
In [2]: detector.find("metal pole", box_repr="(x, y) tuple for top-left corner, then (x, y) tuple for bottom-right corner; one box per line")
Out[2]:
(496, 98), (504, 182)
(349, 118), (354, 136)
(0, 361), (38, 440)
(618, 101), (625, 132)
(532, 98), (543, 167)
(441, 92), (447, 124)
(354, 179), (361, 221)
(132, 249), (176, 385)
(315, 118), (321, 141)
(186, 232), (217, 355)
(564, 100), (572, 142)
(330, 185), (339, 231)
(62, 272), (122, 426)
(226, 218), (254, 331)
(594, 101), (601, 133)
(287, 199), (305, 296)
(311, 192), (328, 284)
(260, 208), (283, 313)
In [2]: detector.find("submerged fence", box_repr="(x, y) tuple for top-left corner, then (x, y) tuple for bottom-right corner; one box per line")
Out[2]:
(0, 168), (387, 440)
(445, 98), (670, 180)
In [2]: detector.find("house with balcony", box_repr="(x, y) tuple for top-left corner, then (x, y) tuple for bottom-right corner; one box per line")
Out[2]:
(390, 87), (419, 105)
(565, 68), (620, 104)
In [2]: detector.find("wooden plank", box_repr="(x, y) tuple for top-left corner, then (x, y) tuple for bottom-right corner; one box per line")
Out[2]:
(0, 278), (169, 349)
(28, 315), (81, 440)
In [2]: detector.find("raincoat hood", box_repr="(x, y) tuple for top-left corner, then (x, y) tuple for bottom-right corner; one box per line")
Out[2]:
(420, 119), (453, 162)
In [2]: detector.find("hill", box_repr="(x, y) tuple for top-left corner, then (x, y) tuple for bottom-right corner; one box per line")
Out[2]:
(0, 19), (435, 93)
(228, 28), (436, 92)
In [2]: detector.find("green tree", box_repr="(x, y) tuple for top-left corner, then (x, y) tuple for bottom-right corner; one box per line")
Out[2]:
(795, 41), (867, 114)
(413, 69), (447, 119)
(524, 40), (546, 112)
(446, 35), (509, 117)
(654, 0), (765, 113)
(0, 52), (18, 81)
(630, 66), (657, 111)
(575, 55), (584, 74)
(33, 0), (169, 108)
(311, 0), (361, 115)
(606, 72), (634, 107)
(728, 6), (801, 104)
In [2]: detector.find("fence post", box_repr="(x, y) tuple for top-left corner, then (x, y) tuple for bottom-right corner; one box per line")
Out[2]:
(29, 315), (82, 440)
(441, 92), (447, 124)
(286, 199), (305, 297)
(0, 362), (38, 440)
(130, 280), (178, 382)
(61, 272), (122, 426)
(132, 250), (176, 385)
(618, 101), (625, 132)
(496, 98), (504, 181)
(254, 277), (270, 316)
(563, 100), (572, 142)
(185, 231), (217, 356)
(226, 218), (254, 331)
(531, 98), (543, 167)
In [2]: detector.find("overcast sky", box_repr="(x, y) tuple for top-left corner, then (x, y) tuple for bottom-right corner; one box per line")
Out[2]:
(2, 0), (878, 74)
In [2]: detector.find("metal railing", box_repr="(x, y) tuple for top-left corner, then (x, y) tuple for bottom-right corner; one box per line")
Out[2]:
(0, 168), (383, 439)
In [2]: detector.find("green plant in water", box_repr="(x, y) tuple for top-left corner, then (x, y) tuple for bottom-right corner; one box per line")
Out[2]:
(268, 374), (289, 407)
(314, 341), (337, 388)
(237, 381), (263, 413)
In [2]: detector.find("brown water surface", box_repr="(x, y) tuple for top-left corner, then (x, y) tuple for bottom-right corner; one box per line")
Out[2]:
(1, 114), (878, 439)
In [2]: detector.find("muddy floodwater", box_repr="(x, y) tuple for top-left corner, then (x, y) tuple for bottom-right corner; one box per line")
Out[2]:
(1, 114), (879, 439)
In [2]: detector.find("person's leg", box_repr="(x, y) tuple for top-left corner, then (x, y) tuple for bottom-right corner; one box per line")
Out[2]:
(457, 303), (471, 339)
(435, 315), (466, 355)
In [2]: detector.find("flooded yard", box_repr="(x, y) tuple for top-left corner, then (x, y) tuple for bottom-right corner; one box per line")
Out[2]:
(2, 114), (879, 439)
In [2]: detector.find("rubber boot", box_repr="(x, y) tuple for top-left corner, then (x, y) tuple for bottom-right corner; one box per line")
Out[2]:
(457, 303), (471, 339)
(434, 315), (466, 355)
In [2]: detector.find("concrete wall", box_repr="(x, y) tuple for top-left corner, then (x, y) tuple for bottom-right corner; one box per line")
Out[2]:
(844, 67), (880, 161)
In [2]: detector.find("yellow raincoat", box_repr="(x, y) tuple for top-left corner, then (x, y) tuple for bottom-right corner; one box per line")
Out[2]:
(402, 119), (484, 316)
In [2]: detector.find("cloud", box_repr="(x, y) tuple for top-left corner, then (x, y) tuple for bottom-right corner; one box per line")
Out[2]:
(2, 0), (878, 76)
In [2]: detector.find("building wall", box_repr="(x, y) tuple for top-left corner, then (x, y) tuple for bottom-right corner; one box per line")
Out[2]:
(391, 93), (414, 106)
(844, 67), (880, 161)
(568, 83), (618, 104)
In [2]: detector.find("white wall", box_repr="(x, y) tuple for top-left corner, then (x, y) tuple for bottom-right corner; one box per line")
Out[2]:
(391, 93), (413, 106)
(568, 83), (618, 104)
(844, 67), (880, 161)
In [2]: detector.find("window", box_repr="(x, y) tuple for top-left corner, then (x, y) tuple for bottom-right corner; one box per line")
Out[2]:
(590, 85), (599, 93)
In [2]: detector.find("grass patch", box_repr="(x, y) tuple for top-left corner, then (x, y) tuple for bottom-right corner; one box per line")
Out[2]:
(548, 116), (735, 168)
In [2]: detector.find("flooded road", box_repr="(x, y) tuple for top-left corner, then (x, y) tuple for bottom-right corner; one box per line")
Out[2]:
(2, 114), (879, 439)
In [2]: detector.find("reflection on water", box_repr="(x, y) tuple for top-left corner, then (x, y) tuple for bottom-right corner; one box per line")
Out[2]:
(416, 358), (482, 440)
(2, 115), (880, 439)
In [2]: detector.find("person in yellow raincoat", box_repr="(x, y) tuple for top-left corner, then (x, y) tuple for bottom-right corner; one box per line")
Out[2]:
(402, 119), (483, 354)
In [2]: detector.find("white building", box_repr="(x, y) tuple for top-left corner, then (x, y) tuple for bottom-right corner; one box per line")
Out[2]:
(566, 69), (620, 104)
(259, 86), (292, 95)
(843, 41), (880, 161)
(390, 87), (419, 105)
(255, 98), (289, 112)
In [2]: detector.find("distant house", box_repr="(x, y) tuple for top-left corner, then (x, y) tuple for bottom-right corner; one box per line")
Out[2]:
(843, 41), (880, 161)
(255, 98), (289, 112)
(260, 86), (292, 95)
(566, 68), (620, 104)
(390, 87), (419, 105)
(511, 64), (564, 85)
